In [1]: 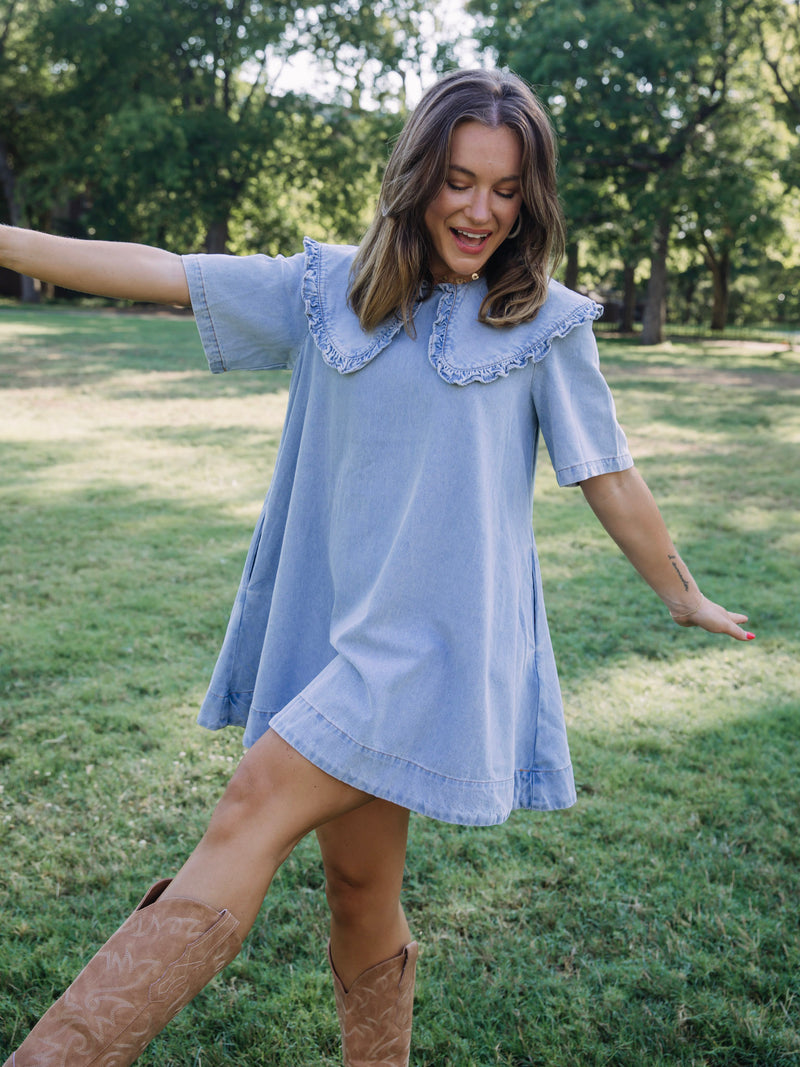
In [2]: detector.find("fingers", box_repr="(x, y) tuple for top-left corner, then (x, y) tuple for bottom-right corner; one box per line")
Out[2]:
(728, 621), (756, 642)
(719, 609), (752, 641)
(674, 601), (755, 641)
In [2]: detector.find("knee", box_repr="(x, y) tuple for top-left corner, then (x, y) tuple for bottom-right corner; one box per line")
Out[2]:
(204, 758), (295, 858)
(324, 865), (396, 928)
(215, 759), (265, 821)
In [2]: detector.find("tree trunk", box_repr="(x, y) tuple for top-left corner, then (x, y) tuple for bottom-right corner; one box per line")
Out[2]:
(0, 137), (18, 225)
(621, 262), (636, 332)
(641, 216), (669, 345)
(0, 135), (39, 303)
(205, 218), (229, 254)
(709, 249), (729, 331)
(563, 239), (579, 291)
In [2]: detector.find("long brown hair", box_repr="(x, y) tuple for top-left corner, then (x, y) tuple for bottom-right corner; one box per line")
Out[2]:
(349, 69), (565, 335)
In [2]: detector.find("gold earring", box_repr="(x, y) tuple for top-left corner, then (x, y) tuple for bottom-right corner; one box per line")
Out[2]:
(507, 216), (522, 240)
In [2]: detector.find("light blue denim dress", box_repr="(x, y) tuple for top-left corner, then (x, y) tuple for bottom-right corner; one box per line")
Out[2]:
(181, 239), (633, 826)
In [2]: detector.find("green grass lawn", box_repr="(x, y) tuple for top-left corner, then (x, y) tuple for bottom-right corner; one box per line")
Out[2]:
(1, 308), (798, 1066)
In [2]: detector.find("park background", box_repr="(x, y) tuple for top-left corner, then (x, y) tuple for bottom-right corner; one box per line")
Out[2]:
(1, 1), (800, 1065)
(2, 0), (800, 340)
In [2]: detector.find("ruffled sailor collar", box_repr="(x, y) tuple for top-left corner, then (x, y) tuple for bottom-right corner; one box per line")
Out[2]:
(302, 237), (603, 386)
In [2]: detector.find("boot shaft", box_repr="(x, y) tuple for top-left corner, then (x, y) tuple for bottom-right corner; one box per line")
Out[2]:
(5, 880), (241, 1067)
(329, 941), (418, 1067)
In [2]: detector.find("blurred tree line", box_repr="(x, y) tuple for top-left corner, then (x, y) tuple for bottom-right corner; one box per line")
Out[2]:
(1, 0), (798, 337)
(471, 0), (800, 339)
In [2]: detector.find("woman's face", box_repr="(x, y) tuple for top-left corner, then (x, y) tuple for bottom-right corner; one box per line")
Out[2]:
(423, 120), (523, 283)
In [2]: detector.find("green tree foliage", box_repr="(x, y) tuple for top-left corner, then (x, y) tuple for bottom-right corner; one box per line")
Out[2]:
(749, 0), (800, 224)
(470, 0), (756, 340)
(2, 0), (797, 325)
(36, 0), (306, 251)
(291, 0), (428, 110)
(753, 0), (800, 133)
(672, 50), (789, 331)
(0, 0), (62, 299)
(468, 0), (799, 336)
(3, 0), (420, 264)
(230, 102), (400, 254)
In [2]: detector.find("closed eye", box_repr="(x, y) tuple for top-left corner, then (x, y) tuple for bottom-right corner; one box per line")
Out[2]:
(447, 181), (519, 200)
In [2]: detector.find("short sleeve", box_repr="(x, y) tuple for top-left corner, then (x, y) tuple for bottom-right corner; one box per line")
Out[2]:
(532, 320), (633, 486)
(182, 251), (308, 373)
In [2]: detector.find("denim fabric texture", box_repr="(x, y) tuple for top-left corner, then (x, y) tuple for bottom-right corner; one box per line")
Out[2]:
(180, 240), (633, 826)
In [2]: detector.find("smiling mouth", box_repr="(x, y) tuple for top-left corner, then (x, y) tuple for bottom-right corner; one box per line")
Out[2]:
(451, 228), (492, 251)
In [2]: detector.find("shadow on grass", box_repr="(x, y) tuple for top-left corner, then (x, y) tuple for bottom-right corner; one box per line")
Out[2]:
(0, 435), (271, 807)
(0, 309), (292, 398)
(598, 334), (800, 376)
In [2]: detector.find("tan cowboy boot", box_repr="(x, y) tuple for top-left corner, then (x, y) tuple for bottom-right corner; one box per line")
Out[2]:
(5, 879), (241, 1067)
(328, 941), (418, 1067)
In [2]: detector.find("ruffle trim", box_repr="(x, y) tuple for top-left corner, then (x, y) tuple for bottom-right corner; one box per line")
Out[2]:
(428, 282), (604, 386)
(301, 237), (603, 384)
(301, 237), (404, 374)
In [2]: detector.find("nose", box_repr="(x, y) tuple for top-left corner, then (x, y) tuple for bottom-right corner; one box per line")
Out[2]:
(465, 188), (491, 223)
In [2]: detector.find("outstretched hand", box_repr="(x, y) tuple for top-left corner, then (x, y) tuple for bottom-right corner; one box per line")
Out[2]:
(670, 595), (754, 641)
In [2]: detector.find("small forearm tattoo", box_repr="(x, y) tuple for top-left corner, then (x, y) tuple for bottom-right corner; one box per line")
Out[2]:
(668, 554), (690, 591)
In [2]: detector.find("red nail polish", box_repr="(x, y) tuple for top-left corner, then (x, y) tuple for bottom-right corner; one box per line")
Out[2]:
(745, 632), (755, 640)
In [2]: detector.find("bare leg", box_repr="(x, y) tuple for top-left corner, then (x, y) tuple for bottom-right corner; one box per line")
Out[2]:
(317, 799), (411, 990)
(7, 732), (373, 1066)
(163, 730), (373, 934)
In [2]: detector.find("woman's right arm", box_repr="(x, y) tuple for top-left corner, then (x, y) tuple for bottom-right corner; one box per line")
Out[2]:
(0, 225), (191, 306)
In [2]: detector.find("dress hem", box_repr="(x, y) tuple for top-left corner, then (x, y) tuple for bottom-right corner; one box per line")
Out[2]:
(198, 695), (577, 827)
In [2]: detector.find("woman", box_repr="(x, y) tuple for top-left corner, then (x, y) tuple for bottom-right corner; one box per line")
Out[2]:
(0, 68), (752, 1067)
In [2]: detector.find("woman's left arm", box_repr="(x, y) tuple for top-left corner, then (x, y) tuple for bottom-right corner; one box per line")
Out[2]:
(580, 466), (753, 641)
